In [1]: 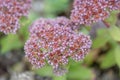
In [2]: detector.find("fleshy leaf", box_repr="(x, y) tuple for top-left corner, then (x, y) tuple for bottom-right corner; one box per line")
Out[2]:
(0, 34), (23, 53)
(100, 49), (116, 69)
(68, 63), (94, 80)
(92, 29), (110, 48)
(108, 25), (120, 41)
(115, 45), (120, 67)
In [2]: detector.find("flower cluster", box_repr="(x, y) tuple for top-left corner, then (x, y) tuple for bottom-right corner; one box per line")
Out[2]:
(1, 0), (119, 76)
(29, 17), (79, 33)
(0, 0), (31, 34)
(70, 0), (120, 25)
(24, 18), (92, 75)
(54, 17), (80, 30)
(108, 0), (120, 10)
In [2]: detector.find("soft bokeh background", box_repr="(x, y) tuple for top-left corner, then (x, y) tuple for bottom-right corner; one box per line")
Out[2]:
(0, 0), (120, 80)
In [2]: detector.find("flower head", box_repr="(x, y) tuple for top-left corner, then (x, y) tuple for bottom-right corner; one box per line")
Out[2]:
(29, 17), (79, 35)
(70, 0), (120, 25)
(108, 0), (120, 10)
(0, 0), (31, 34)
(25, 18), (92, 75)
(55, 17), (79, 30)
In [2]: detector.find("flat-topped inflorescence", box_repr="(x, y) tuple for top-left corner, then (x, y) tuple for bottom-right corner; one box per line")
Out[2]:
(70, 0), (120, 25)
(29, 17), (79, 34)
(24, 18), (92, 75)
(0, 0), (31, 34)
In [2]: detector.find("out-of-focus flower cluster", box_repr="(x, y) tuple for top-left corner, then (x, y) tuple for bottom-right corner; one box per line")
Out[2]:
(24, 18), (92, 75)
(0, 0), (31, 34)
(70, 0), (120, 25)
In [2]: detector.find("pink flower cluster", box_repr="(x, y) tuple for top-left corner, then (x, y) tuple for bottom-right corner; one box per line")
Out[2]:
(0, 0), (31, 34)
(24, 18), (92, 75)
(1, 0), (119, 76)
(29, 17), (79, 33)
(70, 0), (120, 25)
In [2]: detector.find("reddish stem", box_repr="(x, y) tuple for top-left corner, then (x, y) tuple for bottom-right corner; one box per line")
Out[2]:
(102, 20), (110, 28)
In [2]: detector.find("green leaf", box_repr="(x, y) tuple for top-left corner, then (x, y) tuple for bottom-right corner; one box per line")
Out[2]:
(19, 13), (39, 41)
(53, 75), (67, 80)
(19, 17), (30, 41)
(115, 45), (120, 67)
(106, 11), (119, 25)
(100, 49), (116, 69)
(44, 0), (69, 15)
(92, 29), (110, 48)
(0, 34), (23, 53)
(81, 27), (89, 35)
(34, 66), (53, 77)
(84, 49), (99, 66)
(34, 65), (68, 80)
(108, 25), (120, 41)
(67, 64), (94, 80)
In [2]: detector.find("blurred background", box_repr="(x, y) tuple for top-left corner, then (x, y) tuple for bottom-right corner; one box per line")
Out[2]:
(0, 0), (120, 80)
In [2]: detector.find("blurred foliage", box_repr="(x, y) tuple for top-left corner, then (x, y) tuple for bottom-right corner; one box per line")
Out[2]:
(67, 61), (94, 80)
(0, 1), (120, 80)
(92, 29), (110, 48)
(99, 48), (116, 69)
(106, 11), (119, 25)
(0, 34), (23, 53)
(34, 62), (94, 80)
(44, 0), (69, 17)
(108, 25), (120, 41)
(115, 45), (120, 67)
